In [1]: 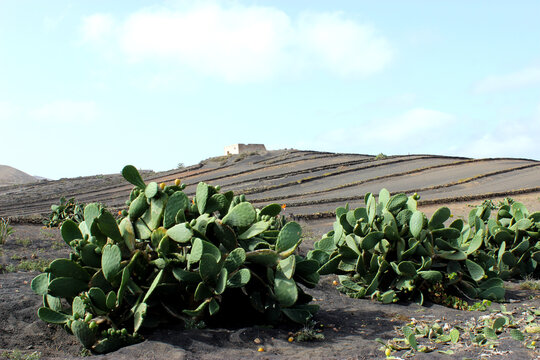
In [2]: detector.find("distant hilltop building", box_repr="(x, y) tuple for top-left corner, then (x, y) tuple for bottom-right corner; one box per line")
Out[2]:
(224, 144), (266, 155)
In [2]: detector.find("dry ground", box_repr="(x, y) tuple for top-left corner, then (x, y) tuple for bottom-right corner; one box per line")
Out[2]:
(1, 151), (539, 359)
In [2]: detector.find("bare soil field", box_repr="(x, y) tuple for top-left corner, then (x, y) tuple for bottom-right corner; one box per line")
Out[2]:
(0, 150), (539, 359)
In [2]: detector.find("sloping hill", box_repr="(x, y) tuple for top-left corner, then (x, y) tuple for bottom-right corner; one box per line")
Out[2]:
(1, 149), (539, 221)
(0, 165), (38, 186)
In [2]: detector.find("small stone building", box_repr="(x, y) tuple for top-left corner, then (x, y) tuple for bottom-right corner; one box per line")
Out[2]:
(224, 144), (266, 155)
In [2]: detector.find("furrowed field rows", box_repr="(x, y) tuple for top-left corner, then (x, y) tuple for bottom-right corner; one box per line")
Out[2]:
(242, 156), (465, 201)
(1, 150), (539, 222)
(257, 159), (538, 204)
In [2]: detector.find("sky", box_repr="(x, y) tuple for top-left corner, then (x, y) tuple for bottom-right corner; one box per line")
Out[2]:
(1, 1), (540, 179)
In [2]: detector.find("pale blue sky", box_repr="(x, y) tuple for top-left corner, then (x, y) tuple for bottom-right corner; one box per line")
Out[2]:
(1, 1), (539, 179)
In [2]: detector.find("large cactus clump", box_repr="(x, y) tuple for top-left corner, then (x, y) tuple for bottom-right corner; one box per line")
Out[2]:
(31, 166), (319, 353)
(470, 199), (540, 280)
(313, 189), (506, 306)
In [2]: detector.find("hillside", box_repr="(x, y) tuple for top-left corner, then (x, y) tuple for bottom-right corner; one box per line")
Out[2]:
(0, 165), (38, 186)
(1, 149), (539, 221)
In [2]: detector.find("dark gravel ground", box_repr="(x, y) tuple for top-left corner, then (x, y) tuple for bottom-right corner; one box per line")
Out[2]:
(0, 224), (538, 360)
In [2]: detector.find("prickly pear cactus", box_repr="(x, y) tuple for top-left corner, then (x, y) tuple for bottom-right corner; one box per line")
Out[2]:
(313, 189), (506, 307)
(471, 198), (540, 279)
(31, 165), (319, 353)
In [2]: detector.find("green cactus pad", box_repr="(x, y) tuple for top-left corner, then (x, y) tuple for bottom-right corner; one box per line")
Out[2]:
(199, 253), (222, 284)
(48, 277), (89, 298)
(167, 223), (192, 243)
(142, 270), (164, 303)
(209, 298), (220, 316)
(37, 307), (71, 324)
(227, 268), (250, 288)
(194, 281), (212, 301)
(49, 259), (90, 282)
(102, 244), (122, 282)
(278, 256), (296, 279)
(45, 295), (63, 312)
(223, 248), (246, 273)
(386, 193), (408, 214)
(465, 259), (485, 282)
(281, 308), (310, 324)
(172, 268), (202, 284)
(80, 243), (101, 268)
(416, 270), (441, 282)
(122, 165), (146, 189)
(206, 193), (228, 214)
(276, 222), (302, 254)
(31, 273), (49, 296)
(163, 192), (189, 228)
(295, 259), (320, 276)
(274, 269), (298, 307)
(317, 254), (342, 275)
(397, 261), (417, 277)
(196, 182), (210, 214)
(97, 211), (123, 243)
(182, 300), (209, 317)
(88, 287), (108, 311)
(238, 221), (270, 240)
(214, 268), (228, 295)
(145, 196), (166, 230)
(259, 204), (282, 217)
(466, 232), (484, 255)
(129, 193), (149, 221)
(61, 220), (83, 245)
(190, 238), (221, 264)
(134, 219), (151, 240)
(222, 202), (256, 228)
(359, 231), (383, 250)
(117, 267), (130, 307)
(119, 218), (136, 252)
(145, 182), (159, 199)
(245, 249), (279, 266)
(478, 286), (505, 301)
(133, 302), (147, 333)
(437, 250), (467, 261)
(71, 319), (96, 348)
(429, 207), (451, 229)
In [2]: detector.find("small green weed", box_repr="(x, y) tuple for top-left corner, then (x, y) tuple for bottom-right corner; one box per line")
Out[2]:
(0, 217), (14, 244)
(39, 229), (55, 239)
(374, 153), (387, 160)
(289, 320), (325, 342)
(1, 350), (41, 360)
(15, 238), (32, 247)
(16, 259), (50, 272)
(519, 277), (540, 291)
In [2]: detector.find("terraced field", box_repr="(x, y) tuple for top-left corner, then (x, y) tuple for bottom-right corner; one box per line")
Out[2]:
(1, 149), (539, 222)
(1, 149), (539, 359)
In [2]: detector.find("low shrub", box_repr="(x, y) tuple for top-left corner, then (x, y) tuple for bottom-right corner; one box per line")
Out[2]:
(43, 197), (85, 228)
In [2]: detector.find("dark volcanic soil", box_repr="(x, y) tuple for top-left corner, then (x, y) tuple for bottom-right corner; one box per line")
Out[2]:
(0, 224), (538, 360)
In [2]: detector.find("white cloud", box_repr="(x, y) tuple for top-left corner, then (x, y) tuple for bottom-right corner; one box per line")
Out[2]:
(474, 67), (540, 93)
(81, 13), (115, 43)
(461, 110), (540, 160)
(29, 100), (99, 124)
(299, 108), (457, 155)
(80, 3), (393, 83)
(297, 12), (392, 76)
